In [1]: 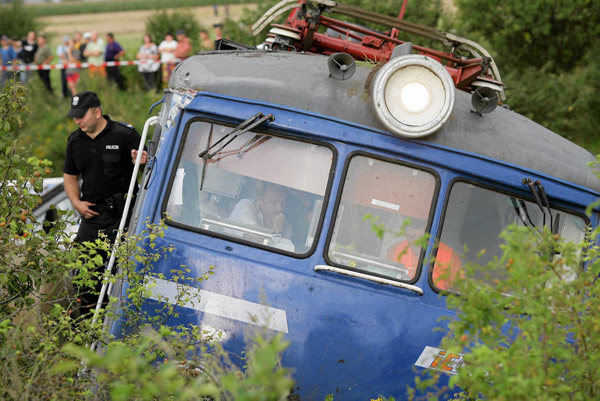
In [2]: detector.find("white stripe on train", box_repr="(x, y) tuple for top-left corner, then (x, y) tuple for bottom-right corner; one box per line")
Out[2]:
(146, 278), (290, 333)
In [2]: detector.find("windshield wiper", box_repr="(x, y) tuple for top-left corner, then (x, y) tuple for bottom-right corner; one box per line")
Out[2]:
(510, 197), (538, 231)
(238, 134), (269, 159)
(522, 178), (559, 234)
(198, 112), (274, 160)
(198, 112), (274, 191)
(533, 180), (560, 235)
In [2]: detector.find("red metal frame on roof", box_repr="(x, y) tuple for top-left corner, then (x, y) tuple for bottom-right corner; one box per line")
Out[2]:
(257, 0), (504, 97)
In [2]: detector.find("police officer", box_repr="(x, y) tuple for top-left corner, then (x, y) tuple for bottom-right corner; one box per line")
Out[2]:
(63, 91), (147, 245)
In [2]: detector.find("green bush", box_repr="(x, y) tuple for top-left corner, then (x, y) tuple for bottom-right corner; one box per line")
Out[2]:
(4, 77), (294, 401)
(410, 225), (600, 400)
(452, 0), (600, 151)
(0, 0), (44, 39)
(502, 50), (600, 154)
(0, 77), (105, 399)
(454, 0), (600, 73)
(145, 9), (203, 51)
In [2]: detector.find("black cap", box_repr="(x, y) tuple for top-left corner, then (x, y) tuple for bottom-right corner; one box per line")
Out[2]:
(66, 91), (101, 118)
(176, 29), (186, 36)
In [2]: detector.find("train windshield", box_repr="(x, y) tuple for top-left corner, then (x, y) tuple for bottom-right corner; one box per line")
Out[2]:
(165, 120), (333, 254)
(327, 155), (438, 282)
(433, 181), (588, 291)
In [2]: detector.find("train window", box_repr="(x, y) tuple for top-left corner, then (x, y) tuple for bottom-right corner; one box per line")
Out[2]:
(165, 120), (333, 254)
(327, 155), (437, 282)
(433, 181), (588, 291)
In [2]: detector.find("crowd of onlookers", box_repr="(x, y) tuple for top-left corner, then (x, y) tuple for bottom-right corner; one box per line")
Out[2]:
(1, 26), (221, 96)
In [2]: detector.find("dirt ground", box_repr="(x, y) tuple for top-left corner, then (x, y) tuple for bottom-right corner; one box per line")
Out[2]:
(41, 4), (257, 36)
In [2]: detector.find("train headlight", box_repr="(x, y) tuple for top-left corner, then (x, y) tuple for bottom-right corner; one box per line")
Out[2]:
(371, 55), (455, 138)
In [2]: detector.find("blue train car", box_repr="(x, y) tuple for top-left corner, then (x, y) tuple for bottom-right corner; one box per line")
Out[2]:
(109, 1), (600, 399)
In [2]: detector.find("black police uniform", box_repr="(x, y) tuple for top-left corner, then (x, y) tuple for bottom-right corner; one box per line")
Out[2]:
(63, 115), (142, 244)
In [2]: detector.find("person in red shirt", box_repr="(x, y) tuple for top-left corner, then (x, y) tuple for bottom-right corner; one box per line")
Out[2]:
(174, 29), (192, 62)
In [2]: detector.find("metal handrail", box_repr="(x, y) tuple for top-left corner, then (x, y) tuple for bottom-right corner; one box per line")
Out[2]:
(90, 115), (158, 350)
(314, 264), (423, 294)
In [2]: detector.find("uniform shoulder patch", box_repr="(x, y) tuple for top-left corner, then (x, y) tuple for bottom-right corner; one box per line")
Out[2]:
(116, 121), (136, 130)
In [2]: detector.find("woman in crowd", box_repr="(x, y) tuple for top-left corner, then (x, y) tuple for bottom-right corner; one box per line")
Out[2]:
(136, 33), (161, 92)
(65, 37), (80, 96)
(158, 32), (177, 86)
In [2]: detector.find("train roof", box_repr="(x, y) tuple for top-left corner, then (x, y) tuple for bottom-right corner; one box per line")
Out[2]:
(171, 50), (600, 193)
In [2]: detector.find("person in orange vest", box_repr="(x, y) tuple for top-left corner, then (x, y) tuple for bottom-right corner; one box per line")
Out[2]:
(431, 242), (463, 291)
(387, 219), (463, 290)
(386, 238), (419, 279)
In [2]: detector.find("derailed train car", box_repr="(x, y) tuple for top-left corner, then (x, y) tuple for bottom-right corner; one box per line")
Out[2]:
(109, 1), (600, 398)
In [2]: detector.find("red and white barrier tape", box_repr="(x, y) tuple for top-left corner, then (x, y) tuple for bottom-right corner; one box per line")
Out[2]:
(1, 59), (177, 72)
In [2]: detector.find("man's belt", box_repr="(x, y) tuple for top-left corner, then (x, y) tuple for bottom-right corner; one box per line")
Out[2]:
(91, 192), (128, 214)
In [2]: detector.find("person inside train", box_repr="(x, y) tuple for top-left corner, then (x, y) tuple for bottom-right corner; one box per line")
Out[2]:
(283, 189), (317, 252)
(387, 218), (463, 291)
(229, 182), (292, 238)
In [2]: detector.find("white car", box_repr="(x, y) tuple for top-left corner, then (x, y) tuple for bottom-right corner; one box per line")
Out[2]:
(33, 177), (80, 239)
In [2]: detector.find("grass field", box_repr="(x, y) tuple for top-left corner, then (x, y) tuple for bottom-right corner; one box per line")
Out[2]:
(30, 0), (257, 16)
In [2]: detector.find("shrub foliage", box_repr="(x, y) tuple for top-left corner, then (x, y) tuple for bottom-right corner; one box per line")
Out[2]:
(411, 225), (600, 400)
(0, 0), (44, 40)
(1, 78), (294, 400)
(145, 9), (203, 50)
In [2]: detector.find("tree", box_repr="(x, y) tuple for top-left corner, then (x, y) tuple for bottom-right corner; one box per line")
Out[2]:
(145, 9), (203, 51)
(501, 52), (600, 152)
(453, 0), (600, 152)
(0, 0), (44, 40)
(454, 0), (600, 72)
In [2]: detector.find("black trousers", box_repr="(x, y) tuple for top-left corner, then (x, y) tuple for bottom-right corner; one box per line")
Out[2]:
(141, 71), (159, 91)
(60, 69), (68, 98)
(75, 210), (121, 244)
(37, 70), (53, 93)
(106, 66), (126, 90)
(74, 210), (122, 316)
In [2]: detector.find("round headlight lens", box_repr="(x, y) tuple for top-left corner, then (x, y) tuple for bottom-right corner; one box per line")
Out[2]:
(399, 81), (431, 113)
(371, 55), (455, 138)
